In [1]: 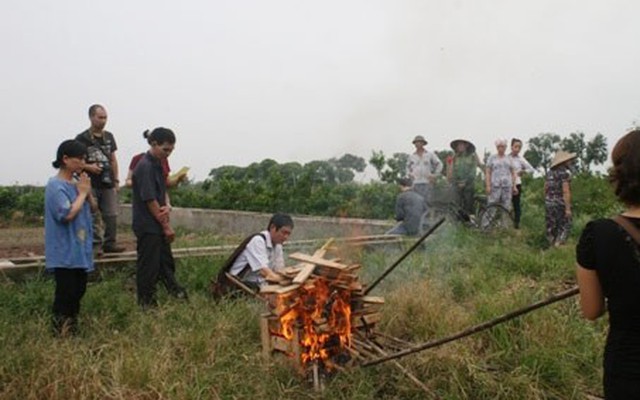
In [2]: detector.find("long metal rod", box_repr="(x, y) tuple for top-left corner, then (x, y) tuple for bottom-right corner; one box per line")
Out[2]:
(364, 217), (445, 295)
(362, 286), (579, 367)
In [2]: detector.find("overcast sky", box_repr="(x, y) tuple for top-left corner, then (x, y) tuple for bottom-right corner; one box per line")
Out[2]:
(1, 0), (639, 185)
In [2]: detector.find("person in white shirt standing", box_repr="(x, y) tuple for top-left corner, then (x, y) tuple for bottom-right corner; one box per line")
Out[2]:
(508, 138), (536, 229)
(406, 135), (443, 205)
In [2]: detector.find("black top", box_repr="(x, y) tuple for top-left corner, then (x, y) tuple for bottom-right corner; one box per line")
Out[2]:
(131, 152), (167, 236)
(577, 217), (640, 378)
(75, 129), (118, 189)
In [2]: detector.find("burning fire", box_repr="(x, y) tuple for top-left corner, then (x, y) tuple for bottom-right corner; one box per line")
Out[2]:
(275, 278), (352, 367)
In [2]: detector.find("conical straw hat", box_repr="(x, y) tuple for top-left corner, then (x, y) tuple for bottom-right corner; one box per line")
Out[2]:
(449, 139), (476, 154)
(550, 150), (577, 169)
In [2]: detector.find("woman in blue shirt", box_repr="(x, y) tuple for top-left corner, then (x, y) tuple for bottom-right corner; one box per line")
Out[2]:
(45, 139), (96, 336)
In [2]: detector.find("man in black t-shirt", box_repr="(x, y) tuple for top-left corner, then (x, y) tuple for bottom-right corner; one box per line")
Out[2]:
(75, 104), (124, 254)
(131, 127), (186, 307)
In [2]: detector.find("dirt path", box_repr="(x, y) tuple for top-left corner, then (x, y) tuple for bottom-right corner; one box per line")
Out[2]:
(0, 227), (137, 259)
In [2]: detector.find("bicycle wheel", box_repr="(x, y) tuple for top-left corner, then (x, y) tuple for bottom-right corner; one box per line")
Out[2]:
(478, 204), (514, 232)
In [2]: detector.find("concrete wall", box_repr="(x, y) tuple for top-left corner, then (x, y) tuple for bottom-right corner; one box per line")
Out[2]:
(119, 205), (393, 240)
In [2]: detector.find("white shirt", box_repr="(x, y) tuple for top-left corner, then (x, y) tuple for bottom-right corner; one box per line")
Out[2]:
(508, 154), (535, 185)
(229, 230), (285, 285)
(406, 151), (443, 184)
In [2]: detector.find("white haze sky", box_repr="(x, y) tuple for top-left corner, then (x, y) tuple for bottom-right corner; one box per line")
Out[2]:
(1, 0), (639, 185)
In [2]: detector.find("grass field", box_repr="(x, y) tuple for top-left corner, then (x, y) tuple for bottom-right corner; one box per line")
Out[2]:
(0, 215), (606, 399)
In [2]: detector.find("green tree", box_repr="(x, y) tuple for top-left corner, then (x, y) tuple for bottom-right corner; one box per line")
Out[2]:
(368, 151), (409, 183)
(560, 132), (587, 172)
(524, 133), (561, 174)
(560, 131), (608, 174)
(584, 133), (608, 173)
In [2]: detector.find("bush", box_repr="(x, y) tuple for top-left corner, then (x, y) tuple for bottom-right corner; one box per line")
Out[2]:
(0, 186), (44, 225)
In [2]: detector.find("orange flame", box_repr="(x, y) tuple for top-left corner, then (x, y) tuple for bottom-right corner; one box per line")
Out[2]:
(277, 278), (352, 367)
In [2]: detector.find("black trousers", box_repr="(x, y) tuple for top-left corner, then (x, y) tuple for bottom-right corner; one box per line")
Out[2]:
(512, 184), (523, 228)
(52, 268), (87, 333)
(136, 233), (182, 306)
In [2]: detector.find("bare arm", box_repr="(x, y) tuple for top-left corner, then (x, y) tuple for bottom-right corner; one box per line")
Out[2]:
(475, 153), (484, 169)
(259, 267), (285, 282)
(146, 199), (174, 242)
(111, 151), (120, 188)
(576, 263), (605, 320)
(125, 169), (134, 188)
(562, 181), (572, 217)
(485, 165), (492, 194)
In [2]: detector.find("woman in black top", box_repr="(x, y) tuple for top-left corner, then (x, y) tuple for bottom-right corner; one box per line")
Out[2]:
(576, 129), (640, 399)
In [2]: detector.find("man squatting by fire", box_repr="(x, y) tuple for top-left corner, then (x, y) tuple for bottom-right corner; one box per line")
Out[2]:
(228, 213), (294, 291)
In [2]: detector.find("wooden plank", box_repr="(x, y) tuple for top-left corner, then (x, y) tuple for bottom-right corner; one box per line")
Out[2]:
(260, 283), (300, 294)
(292, 264), (315, 284)
(271, 335), (296, 353)
(362, 296), (385, 304)
(288, 252), (348, 270)
(260, 313), (272, 358)
(352, 313), (382, 328)
(345, 264), (361, 272)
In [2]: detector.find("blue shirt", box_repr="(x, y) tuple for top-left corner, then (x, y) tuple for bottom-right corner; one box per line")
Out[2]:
(44, 176), (94, 271)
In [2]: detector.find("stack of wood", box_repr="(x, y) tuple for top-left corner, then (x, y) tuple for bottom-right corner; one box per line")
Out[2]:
(259, 239), (387, 370)
(258, 239), (435, 395)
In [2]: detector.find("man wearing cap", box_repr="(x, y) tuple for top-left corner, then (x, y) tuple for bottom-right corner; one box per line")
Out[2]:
(406, 135), (443, 205)
(544, 150), (577, 247)
(386, 177), (427, 236)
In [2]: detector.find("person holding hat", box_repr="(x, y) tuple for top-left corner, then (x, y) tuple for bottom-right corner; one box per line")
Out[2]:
(386, 177), (427, 236)
(406, 135), (443, 205)
(447, 139), (483, 217)
(45, 139), (97, 336)
(544, 149), (577, 247)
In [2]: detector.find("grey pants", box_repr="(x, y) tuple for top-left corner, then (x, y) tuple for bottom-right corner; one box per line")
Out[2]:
(481, 186), (512, 229)
(92, 187), (119, 249)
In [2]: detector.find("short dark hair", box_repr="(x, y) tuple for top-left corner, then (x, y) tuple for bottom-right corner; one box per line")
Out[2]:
(52, 139), (87, 169)
(511, 138), (522, 146)
(146, 127), (176, 146)
(88, 104), (104, 117)
(268, 213), (294, 231)
(610, 129), (640, 206)
(398, 177), (413, 187)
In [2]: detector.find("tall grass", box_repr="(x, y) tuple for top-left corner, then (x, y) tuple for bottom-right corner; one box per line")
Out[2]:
(1, 222), (606, 399)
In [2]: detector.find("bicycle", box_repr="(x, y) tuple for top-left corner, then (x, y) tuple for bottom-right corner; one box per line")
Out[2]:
(421, 185), (514, 233)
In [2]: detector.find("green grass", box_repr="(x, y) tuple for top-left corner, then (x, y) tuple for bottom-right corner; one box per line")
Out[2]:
(0, 222), (606, 399)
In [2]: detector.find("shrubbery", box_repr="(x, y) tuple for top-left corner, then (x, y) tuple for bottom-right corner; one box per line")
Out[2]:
(0, 173), (622, 224)
(0, 186), (44, 225)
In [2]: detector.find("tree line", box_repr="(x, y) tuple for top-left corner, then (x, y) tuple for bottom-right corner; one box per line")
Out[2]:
(0, 131), (615, 224)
